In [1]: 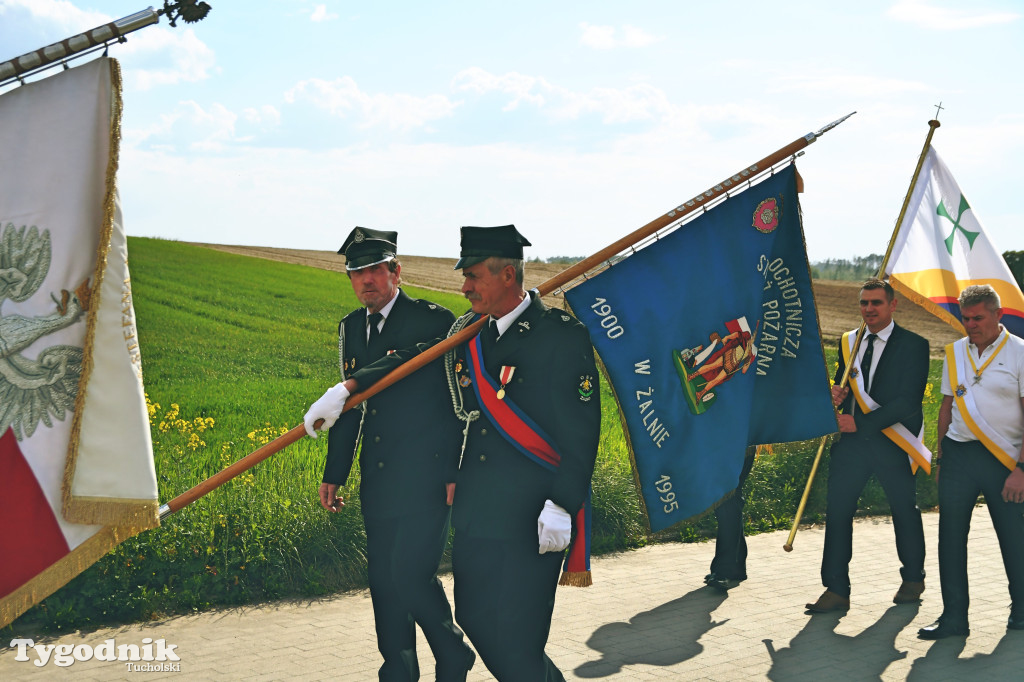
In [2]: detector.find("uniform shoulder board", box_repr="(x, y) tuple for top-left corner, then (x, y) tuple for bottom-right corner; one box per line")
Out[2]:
(411, 296), (442, 310)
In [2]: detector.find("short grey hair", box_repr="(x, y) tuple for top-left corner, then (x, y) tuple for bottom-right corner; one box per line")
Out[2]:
(958, 284), (1000, 312)
(486, 257), (525, 285)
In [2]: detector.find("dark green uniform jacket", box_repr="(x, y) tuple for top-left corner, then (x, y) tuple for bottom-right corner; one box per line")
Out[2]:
(324, 289), (462, 519)
(351, 292), (601, 541)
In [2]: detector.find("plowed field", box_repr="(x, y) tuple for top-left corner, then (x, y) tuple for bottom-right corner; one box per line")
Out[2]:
(194, 243), (961, 355)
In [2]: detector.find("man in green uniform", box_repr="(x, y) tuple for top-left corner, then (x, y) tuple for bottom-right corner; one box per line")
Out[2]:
(305, 227), (474, 681)
(306, 225), (601, 681)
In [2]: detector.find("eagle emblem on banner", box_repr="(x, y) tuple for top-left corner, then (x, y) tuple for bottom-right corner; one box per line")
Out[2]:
(0, 224), (88, 440)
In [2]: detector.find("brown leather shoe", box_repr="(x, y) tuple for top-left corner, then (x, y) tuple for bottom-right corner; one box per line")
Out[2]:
(893, 580), (925, 604)
(805, 590), (850, 613)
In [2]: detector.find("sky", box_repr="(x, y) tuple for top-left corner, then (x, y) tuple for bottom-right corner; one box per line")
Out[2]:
(1, 0), (1022, 263)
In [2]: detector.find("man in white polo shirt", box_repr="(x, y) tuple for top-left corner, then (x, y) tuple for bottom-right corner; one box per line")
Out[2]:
(918, 284), (1024, 640)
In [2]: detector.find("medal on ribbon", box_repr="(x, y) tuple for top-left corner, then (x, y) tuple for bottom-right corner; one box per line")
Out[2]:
(956, 383), (967, 397)
(496, 365), (516, 400)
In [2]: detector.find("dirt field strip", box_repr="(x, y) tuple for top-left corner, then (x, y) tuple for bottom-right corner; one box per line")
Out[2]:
(192, 243), (961, 355)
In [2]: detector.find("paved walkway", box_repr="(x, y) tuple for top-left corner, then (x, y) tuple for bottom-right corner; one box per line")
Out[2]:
(3, 510), (1023, 680)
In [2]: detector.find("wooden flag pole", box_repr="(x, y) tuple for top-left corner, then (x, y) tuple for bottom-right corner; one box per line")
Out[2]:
(160, 112), (856, 520)
(782, 118), (940, 551)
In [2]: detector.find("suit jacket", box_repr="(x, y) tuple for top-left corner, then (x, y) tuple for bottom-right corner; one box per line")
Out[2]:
(834, 323), (929, 440)
(324, 289), (462, 519)
(351, 293), (601, 542)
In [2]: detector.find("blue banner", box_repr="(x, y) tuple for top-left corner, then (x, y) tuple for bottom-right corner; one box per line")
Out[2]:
(565, 165), (837, 532)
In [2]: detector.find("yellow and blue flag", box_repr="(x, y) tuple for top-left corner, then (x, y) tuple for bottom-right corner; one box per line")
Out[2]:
(886, 146), (1024, 337)
(565, 165), (836, 532)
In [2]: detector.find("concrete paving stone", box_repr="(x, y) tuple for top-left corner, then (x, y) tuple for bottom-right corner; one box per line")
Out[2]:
(6, 511), (1024, 679)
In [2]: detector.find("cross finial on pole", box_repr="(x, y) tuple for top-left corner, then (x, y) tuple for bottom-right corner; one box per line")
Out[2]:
(934, 101), (944, 120)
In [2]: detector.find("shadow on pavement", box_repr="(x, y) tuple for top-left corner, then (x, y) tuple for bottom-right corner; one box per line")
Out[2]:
(764, 605), (917, 681)
(573, 586), (728, 678)
(907, 629), (1024, 680)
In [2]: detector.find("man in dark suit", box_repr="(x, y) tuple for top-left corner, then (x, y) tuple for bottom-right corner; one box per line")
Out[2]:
(308, 225), (601, 682)
(304, 227), (474, 681)
(806, 278), (930, 613)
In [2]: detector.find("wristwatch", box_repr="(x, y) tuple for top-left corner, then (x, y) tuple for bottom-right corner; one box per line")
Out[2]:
(1017, 461), (1024, 470)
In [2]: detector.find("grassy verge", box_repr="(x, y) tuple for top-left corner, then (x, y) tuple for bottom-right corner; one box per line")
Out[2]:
(4, 238), (943, 633)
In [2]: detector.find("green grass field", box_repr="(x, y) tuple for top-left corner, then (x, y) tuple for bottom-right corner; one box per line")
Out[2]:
(5, 238), (944, 633)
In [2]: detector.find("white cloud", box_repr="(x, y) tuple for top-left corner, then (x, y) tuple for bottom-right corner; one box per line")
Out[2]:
(451, 67), (548, 110)
(125, 100), (238, 152)
(284, 76), (459, 131)
(552, 84), (673, 123)
(310, 4), (338, 22)
(887, 0), (1020, 30)
(579, 22), (663, 49)
(0, 0), (105, 33)
(118, 28), (217, 91)
(452, 67), (672, 123)
(242, 104), (282, 131)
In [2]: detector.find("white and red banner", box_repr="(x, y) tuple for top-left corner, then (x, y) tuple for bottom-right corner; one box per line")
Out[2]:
(885, 146), (1024, 338)
(0, 57), (158, 628)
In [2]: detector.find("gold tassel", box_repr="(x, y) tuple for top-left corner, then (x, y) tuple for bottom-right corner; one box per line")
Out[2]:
(559, 570), (593, 587)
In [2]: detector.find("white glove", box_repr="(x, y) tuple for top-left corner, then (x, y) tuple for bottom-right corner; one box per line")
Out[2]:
(537, 499), (572, 553)
(303, 382), (351, 438)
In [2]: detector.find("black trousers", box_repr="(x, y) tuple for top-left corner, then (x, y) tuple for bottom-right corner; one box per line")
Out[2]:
(710, 452), (755, 580)
(363, 505), (471, 682)
(822, 432), (926, 597)
(937, 437), (1024, 623)
(452, 534), (565, 682)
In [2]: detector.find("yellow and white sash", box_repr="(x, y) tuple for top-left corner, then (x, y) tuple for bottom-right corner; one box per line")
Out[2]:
(945, 339), (1018, 470)
(842, 331), (932, 474)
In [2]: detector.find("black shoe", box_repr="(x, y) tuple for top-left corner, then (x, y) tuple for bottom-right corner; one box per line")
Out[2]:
(1008, 612), (1024, 630)
(918, 618), (970, 640)
(706, 573), (746, 592)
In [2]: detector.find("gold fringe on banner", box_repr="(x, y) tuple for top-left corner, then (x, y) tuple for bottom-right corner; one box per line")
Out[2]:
(60, 58), (158, 530)
(0, 525), (145, 629)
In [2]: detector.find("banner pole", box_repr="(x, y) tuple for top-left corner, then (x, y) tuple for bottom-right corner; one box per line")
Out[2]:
(160, 112), (856, 520)
(783, 118), (940, 551)
(0, 2), (212, 89)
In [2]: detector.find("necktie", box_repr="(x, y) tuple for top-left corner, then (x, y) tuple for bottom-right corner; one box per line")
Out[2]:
(367, 312), (383, 347)
(482, 320), (499, 355)
(861, 333), (877, 393)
